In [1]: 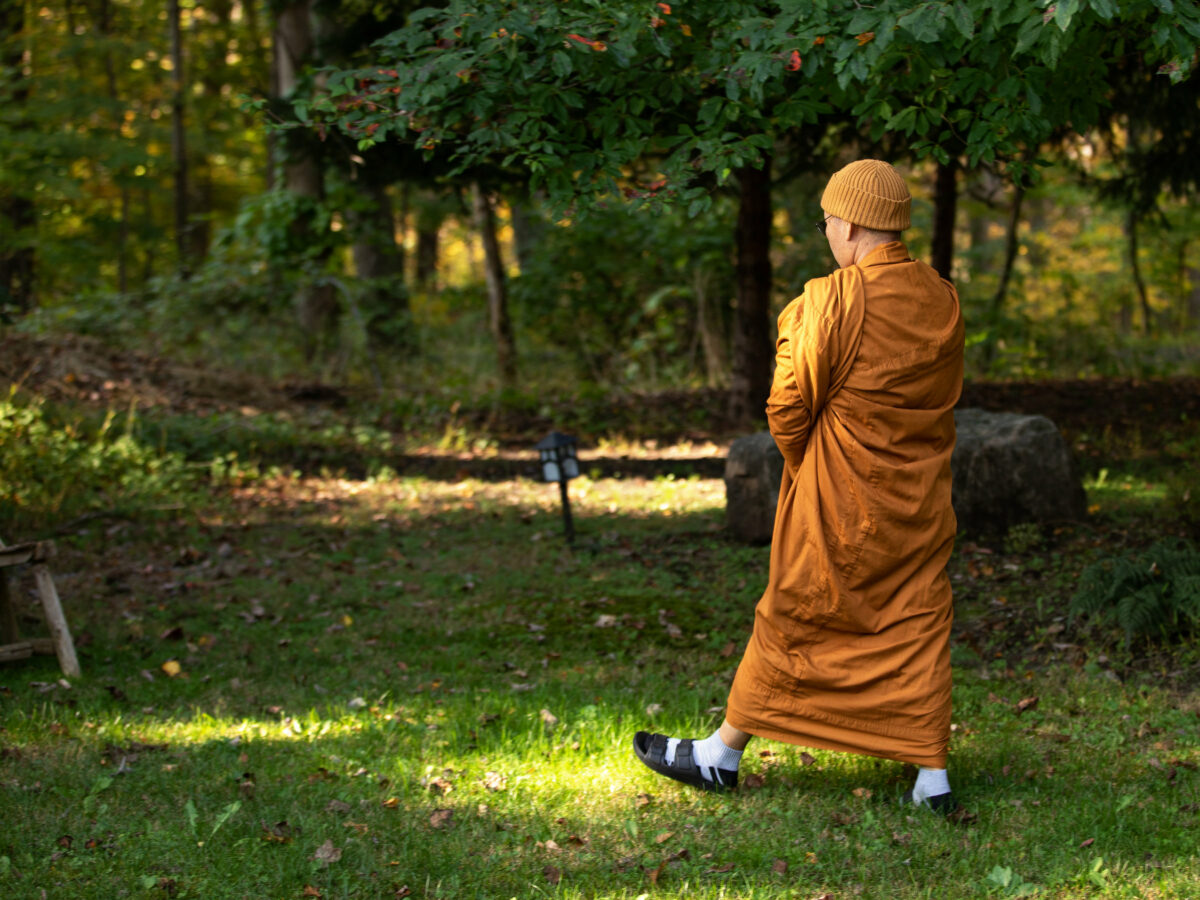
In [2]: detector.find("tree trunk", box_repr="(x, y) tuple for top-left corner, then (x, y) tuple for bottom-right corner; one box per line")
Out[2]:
(694, 268), (727, 387)
(728, 161), (773, 427)
(1126, 208), (1152, 336)
(509, 193), (544, 274)
(983, 183), (1026, 368)
(96, 0), (130, 293)
(473, 185), (516, 389)
(931, 156), (958, 281)
(415, 223), (439, 290)
(350, 180), (410, 347)
(167, 0), (190, 276)
(0, 1), (35, 312)
(274, 0), (337, 359)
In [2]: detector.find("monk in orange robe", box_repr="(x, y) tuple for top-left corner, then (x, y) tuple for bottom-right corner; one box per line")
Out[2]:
(635, 159), (964, 811)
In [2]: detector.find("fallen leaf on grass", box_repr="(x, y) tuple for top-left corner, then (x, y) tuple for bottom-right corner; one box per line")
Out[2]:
(161, 660), (182, 678)
(325, 799), (351, 814)
(427, 776), (453, 796)
(852, 787), (873, 799)
(614, 854), (641, 872)
(892, 831), (912, 845)
(261, 821), (295, 843)
(310, 840), (342, 865)
(645, 703), (663, 716)
(343, 821), (369, 835)
(719, 641), (738, 657)
(429, 808), (454, 829)
(635, 792), (654, 807)
(772, 858), (788, 874)
(706, 862), (735, 874)
(742, 773), (765, 789)
(646, 861), (666, 884)
(1016, 696), (1040, 714)
(393, 887), (412, 898)
(302, 887), (322, 898)
(654, 831), (674, 844)
(540, 708), (559, 727)
(665, 848), (690, 862)
(810, 894), (835, 900)
(948, 806), (978, 825)
(482, 771), (507, 792)
(595, 614), (618, 628)
(800, 751), (817, 766)
(543, 865), (561, 885)
(1080, 837), (1095, 848)
(56, 835), (73, 849)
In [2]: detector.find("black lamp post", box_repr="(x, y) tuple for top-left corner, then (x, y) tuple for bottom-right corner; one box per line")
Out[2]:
(535, 431), (579, 544)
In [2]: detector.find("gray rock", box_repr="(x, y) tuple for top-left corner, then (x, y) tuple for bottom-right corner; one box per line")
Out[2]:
(724, 432), (785, 543)
(951, 407), (1087, 534)
(723, 409), (1086, 542)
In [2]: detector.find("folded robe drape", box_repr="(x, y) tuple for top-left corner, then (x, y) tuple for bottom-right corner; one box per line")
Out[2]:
(725, 241), (964, 768)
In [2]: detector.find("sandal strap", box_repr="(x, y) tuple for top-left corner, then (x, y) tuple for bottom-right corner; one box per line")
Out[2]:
(674, 739), (694, 772)
(647, 732), (668, 766)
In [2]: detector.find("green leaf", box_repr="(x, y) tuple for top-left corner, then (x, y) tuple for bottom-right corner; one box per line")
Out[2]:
(185, 799), (198, 837)
(209, 800), (242, 839)
(1055, 0), (1081, 31)
(1089, 0), (1117, 20)
(951, 2), (975, 40)
(1014, 15), (1042, 54)
(550, 51), (573, 79)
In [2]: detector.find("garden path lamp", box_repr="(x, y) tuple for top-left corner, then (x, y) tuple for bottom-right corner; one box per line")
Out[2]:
(535, 431), (580, 544)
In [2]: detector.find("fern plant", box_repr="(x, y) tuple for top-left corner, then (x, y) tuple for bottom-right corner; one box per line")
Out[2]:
(1070, 539), (1200, 645)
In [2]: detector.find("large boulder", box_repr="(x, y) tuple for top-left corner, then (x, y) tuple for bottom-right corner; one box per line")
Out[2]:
(951, 407), (1087, 534)
(724, 409), (1086, 542)
(724, 432), (785, 543)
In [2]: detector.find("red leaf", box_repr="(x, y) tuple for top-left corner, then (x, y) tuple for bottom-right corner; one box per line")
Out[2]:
(787, 50), (802, 71)
(1016, 696), (1040, 714)
(772, 858), (788, 874)
(1080, 837), (1095, 848)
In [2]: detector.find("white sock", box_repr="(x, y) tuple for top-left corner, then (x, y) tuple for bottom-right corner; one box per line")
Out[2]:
(664, 730), (743, 779)
(912, 766), (952, 803)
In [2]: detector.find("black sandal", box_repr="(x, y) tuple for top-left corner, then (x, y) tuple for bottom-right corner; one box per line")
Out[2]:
(632, 731), (738, 792)
(902, 789), (959, 814)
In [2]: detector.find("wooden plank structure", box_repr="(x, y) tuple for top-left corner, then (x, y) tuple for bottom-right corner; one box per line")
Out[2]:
(0, 541), (80, 678)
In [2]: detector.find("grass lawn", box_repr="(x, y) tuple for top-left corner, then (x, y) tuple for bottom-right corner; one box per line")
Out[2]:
(1, 461), (1198, 898)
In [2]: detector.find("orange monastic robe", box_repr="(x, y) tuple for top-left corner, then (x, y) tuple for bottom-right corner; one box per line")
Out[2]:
(725, 241), (964, 768)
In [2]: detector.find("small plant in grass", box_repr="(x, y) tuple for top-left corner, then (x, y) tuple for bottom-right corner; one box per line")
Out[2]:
(1070, 538), (1200, 644)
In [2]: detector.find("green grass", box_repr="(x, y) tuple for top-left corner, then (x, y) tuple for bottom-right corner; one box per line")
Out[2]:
(1, 469), (1198, 899)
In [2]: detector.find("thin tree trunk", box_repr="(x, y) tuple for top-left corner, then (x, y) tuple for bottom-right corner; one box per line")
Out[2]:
(275, 0), (337, 359)
(415, 223), (439, 289)
(931, 156), (958, 281)
(728, 160), (773, 426)
(983, 183), (1026, 367)
(350, 180), (409, 345)
(0, 1), (35, 312)
(694, 268), (727, 386)
(473, 185), (516, 388)
(167, 0), (189, 276)
(1126, 208), (1152, 336)
(96, 0), (130, 292)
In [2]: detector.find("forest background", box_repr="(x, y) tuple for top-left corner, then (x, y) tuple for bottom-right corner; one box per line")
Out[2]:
(2, 2), (1200, 898)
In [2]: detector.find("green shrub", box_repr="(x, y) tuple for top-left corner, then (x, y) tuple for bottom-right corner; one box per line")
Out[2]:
(1069, 538), (1200, 645)
(0, 392), (195, 537)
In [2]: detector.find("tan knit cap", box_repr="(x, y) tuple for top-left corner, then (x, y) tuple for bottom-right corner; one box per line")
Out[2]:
(820, 159), (911, 231)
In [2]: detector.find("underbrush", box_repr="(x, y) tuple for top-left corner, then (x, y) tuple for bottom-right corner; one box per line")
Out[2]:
(0, 392), (196, 539)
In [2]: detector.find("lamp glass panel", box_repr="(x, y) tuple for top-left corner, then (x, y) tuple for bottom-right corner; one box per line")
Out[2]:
(562, 457), (579, 479)
(542, 461), (561, 482)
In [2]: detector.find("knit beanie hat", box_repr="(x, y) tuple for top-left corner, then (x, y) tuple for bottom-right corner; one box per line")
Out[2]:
(820, 159), (911, 231)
